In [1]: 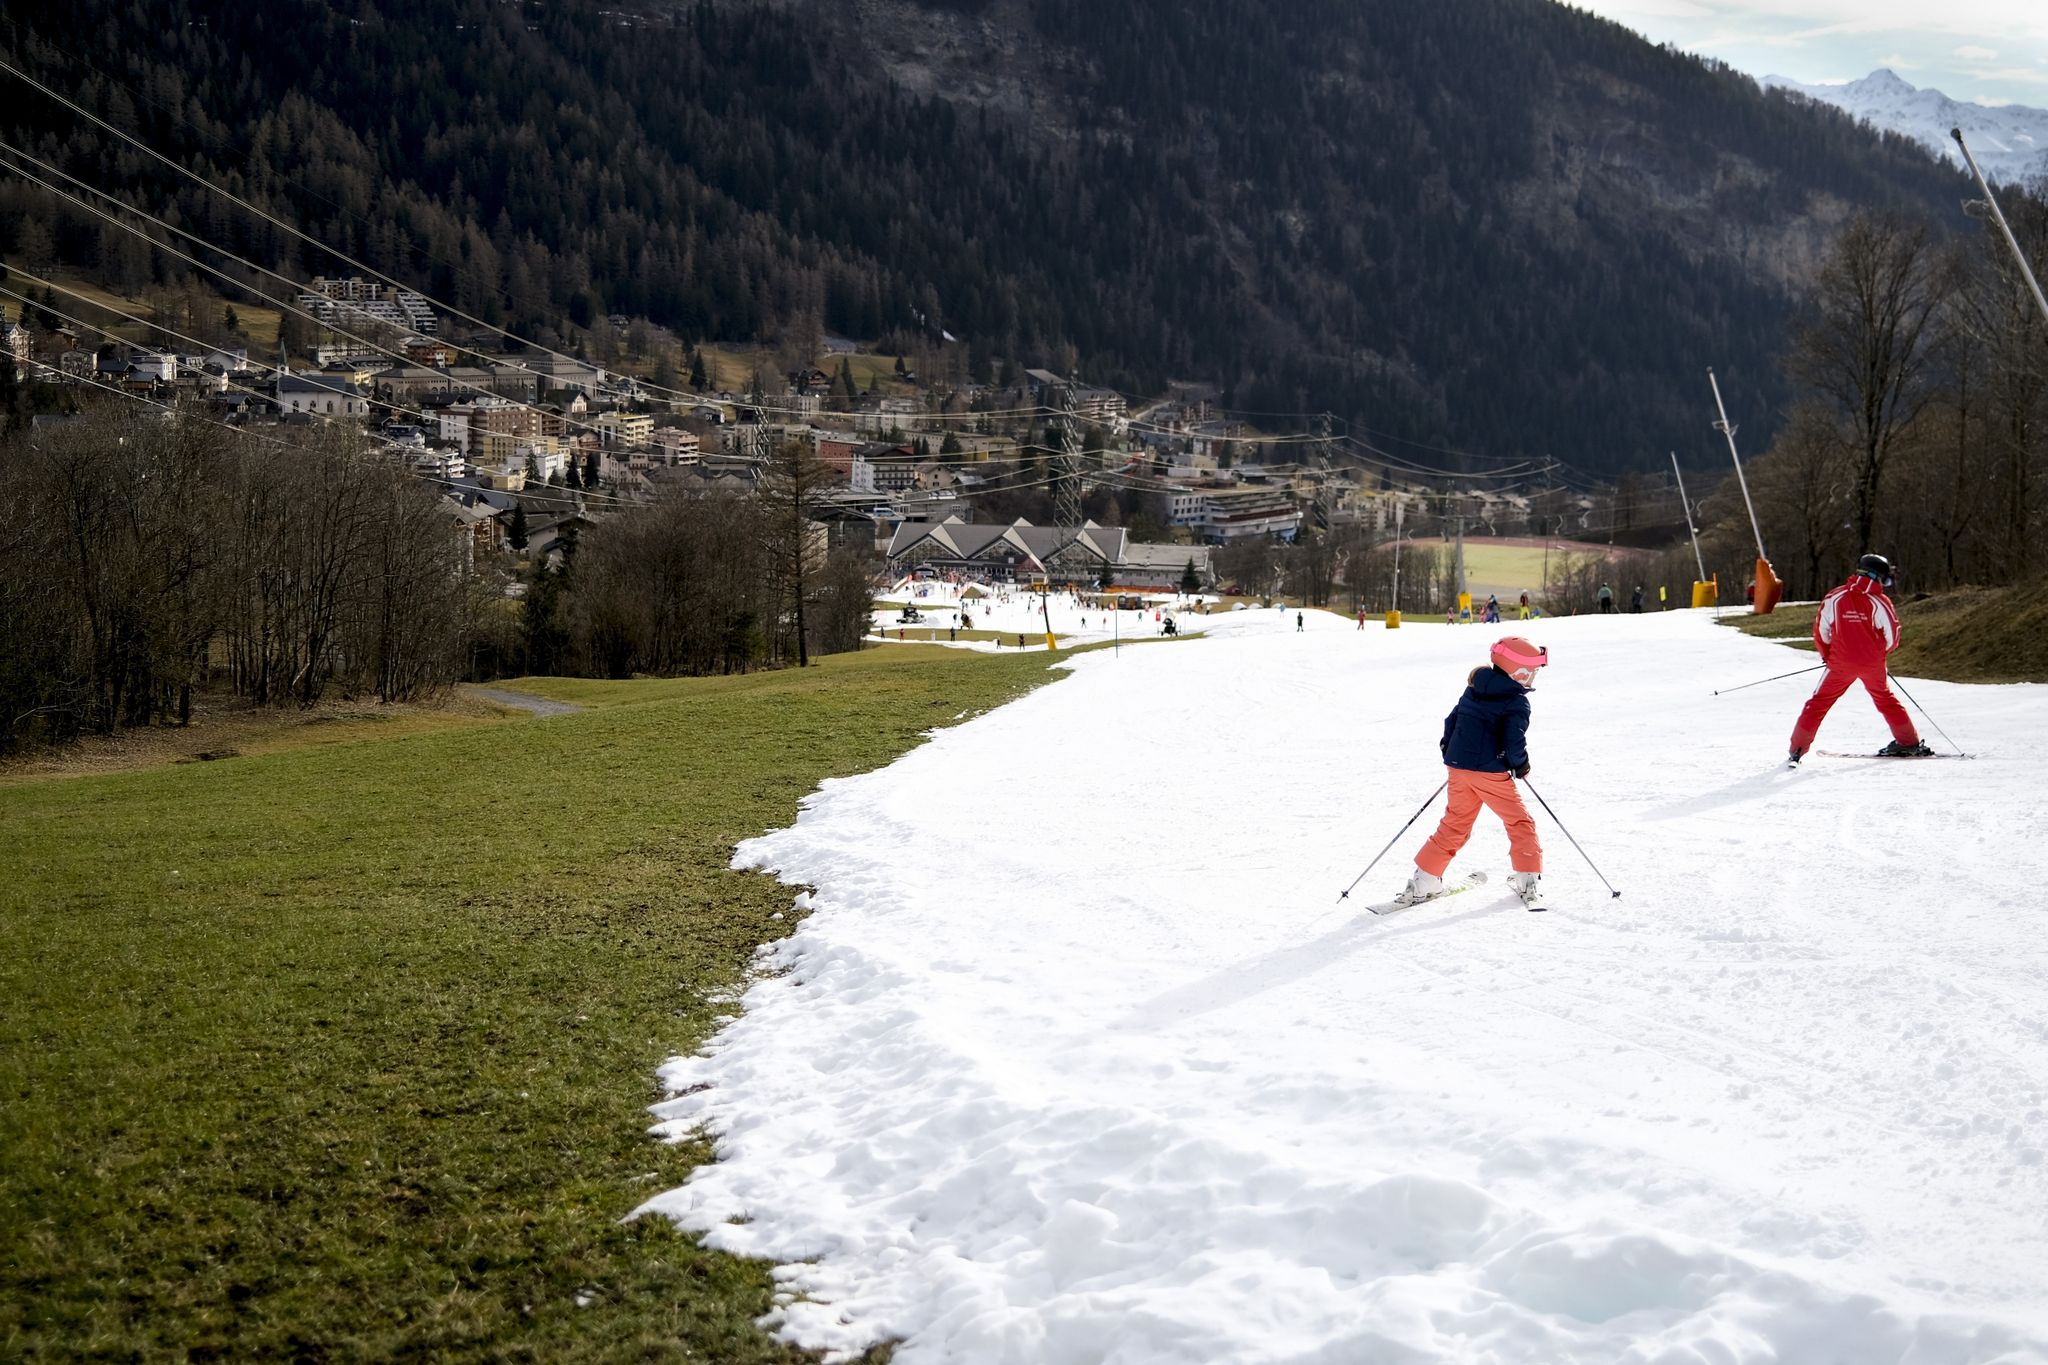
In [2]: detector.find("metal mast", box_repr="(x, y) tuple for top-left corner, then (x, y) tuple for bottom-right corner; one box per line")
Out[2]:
(1051, 382), (1085, 531)
(1952, 129), (2048, 332)
(1707, 368), (1767, 562)
(1708, 368), (1779, 613)
(1670, 451), (1707, 584)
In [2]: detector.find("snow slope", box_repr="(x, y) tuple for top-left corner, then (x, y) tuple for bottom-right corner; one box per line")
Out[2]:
(637, 609), (2048, 1363)
(1764, 68), (2048, 184)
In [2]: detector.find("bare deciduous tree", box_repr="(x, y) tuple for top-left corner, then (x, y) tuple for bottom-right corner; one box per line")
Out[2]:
(1786, 212), (1948, 553)
(3, 405), (475, 752)
(758, 439), (835, 666)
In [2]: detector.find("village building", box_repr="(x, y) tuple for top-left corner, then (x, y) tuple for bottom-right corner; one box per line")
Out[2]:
(645, 427), (700, 467)
(301, 276), (438, 334)
(595, 410), (653, 450)
(277, 371), (367, 419)
(1167, 485), (1302, 542)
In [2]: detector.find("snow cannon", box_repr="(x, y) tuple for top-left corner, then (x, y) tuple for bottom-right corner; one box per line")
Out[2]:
(1752, 558), (1783, 616)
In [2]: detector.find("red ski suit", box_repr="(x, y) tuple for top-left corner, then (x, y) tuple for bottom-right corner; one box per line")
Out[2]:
(1788, 575), (1919, 753)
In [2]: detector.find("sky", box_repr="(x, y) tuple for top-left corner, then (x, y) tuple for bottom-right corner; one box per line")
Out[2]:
(1562, 0), (2048, 106)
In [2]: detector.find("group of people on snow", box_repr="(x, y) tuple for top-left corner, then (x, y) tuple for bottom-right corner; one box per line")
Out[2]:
(1595, 582), (1648, 614)
(1395, 552), (1927, 911)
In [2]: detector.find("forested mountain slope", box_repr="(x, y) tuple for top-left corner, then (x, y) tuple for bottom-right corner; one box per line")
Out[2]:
(0, 0), (1969, 472)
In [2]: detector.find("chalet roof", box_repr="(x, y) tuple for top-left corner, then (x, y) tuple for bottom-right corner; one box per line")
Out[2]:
(885, 517), (1127, 567)
(1120, 541), (1213, 572)
(651, 466), (754, 494)
(442, 496), (501, 527)
(279, 372), (363, 397)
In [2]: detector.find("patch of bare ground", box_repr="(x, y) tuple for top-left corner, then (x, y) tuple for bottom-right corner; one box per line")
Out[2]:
(0, 690), (503, 785)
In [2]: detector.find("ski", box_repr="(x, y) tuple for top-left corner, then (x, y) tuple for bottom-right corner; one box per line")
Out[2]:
(1365, 871), (1488, 917)
(1810, 750), (1969, 760)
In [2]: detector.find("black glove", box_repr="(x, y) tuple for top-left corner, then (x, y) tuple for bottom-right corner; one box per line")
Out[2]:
(1512, 761), (1530, 779)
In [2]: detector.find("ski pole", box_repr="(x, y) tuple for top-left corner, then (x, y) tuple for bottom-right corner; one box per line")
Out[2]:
(1712, 663), (1824, 696)
(1521, 779), (1622, 899)
(1337, 779), (1447, 902)
(1890, 678), (1966, 757)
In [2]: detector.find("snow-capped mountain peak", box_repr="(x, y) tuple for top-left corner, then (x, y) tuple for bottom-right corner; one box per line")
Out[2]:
(1763, 68), (2048, 183)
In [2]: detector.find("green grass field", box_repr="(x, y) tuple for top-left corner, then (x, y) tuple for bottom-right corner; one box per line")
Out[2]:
(38, 273), (285, 352)
(1455, 543), (1552, 598)
(0, 647), (1064, 1361)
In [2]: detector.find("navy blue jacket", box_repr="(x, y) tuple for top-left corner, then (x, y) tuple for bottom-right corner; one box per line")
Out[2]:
(1440, 665), (1532, 773)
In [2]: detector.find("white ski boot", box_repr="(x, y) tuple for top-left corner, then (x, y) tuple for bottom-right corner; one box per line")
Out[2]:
(1509, 871), (1547, 912)
(1394, 868), (1443, 906)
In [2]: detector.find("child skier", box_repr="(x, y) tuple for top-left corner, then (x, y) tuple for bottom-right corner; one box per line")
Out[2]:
(1787, 554), (1931, 763)
(1399, 636), (1549, 910)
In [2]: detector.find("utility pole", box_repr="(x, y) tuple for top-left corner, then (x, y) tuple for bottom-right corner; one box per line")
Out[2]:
(1390, 497), (1404, 613)
(1051, 381), (1084, 531)
(1454, 496), (1468, 602)
(1311, 410), (1334, 535)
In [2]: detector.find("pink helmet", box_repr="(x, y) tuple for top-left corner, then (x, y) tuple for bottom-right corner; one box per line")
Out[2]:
(1490, 635), (1548, 686)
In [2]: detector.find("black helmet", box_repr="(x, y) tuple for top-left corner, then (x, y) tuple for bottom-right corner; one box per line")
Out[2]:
(1856, 553), (1894, 587)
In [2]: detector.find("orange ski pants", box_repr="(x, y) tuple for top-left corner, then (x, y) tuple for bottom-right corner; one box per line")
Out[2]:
(1415, 767), (1543, 876)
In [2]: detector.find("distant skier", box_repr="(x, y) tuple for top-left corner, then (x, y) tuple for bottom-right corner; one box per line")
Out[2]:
(1630, 585), (1644, 613)
(1518, 591), (1531, 620)
(1297, 612), (1304, 632)
(1399, 636), (1550, 910)
(1597, 583), (1614, 614)
(1787, 554), (1932, 762)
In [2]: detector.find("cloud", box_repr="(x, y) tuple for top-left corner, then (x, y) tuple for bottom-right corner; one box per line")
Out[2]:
(1953, 44), (1997, 61)
(1874, 53), (1920, 70)
(1958, 64), (2048, 87)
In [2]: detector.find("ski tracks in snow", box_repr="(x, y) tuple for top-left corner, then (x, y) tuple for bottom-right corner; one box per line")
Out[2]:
(638, 610), (2048, 1363)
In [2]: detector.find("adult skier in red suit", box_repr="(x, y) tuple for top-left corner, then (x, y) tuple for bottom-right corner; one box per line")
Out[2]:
(1787, 554), (1931, 762)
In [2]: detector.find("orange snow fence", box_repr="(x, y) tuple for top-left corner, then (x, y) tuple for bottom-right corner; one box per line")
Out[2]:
(1752, 558), (1783, 615)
